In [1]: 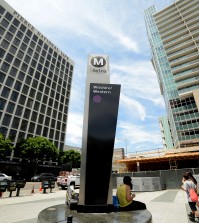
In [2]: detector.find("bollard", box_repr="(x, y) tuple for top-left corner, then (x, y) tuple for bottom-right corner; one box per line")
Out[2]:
(67, 215), (73, 223)
(16, 188), (20, 196)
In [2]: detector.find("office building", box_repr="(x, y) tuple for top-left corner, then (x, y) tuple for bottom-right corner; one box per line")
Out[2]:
(0, 0), (74, 151)
(145, 0), (199, 149)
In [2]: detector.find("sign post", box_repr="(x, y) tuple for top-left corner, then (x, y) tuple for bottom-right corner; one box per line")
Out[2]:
(78, 55), (121, 213)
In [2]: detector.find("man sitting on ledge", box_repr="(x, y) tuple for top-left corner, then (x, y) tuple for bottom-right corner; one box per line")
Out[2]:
(116, 176), (146, 211)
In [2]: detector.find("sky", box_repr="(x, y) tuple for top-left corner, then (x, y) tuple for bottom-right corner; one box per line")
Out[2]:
(5, 0), (175, 155)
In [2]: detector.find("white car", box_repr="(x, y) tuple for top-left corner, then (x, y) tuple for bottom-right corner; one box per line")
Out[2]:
(67, 174), (80, 188)
(0, 173), (12, 181)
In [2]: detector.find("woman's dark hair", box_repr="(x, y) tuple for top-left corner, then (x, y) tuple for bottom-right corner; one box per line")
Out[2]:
(183, 173), (189, 180)
(186, 171), (197, 185)
(123, 176), (133, 189)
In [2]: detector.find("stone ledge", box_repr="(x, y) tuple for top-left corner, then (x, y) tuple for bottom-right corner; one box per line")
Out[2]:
(38, 204), (152, 223)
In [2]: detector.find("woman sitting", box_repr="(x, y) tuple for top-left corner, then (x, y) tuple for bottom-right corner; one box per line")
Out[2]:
(116, 176), (146, 211)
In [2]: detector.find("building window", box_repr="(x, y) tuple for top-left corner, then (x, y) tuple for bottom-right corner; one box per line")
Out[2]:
(15, 105), (23, 117)
(1, 19), (9, 29)
(22, 84), (29, 95)
(1, 86), (10, 98)
(31, 111), (38, 122)
(5, 53), (14, 63)
(0, 127), (8, 137)
(33, 101), (40, 111)
(0, 72), (6, 83)
(29, 88), (36, 99)
(2, 113), (12, 126)
(18, 131), (25, 141)
(5, 76), (14, 88)
(0, 6), (5, 15)
(19, 94), (26, 105)
(9, 129), (17, 142)
(43, 127), (48, 137)
(0, 98), (6, 110)
(38, 114), (44, 125)
(17, 71), (25, 82)
(26, 98), (34, 109)
(10, 91), (19, 102)
(29, 122), (35, 133)
(0, 48), (6, 59)
(9, 45), (17, 55)
(21, 120), (28, 131)
(9, 25), (17, 34)
(1, 62), (10, 72)
(36, 125), (42, 135)
(9, 66), (18, 77)
(12, 117), (20, 129)
(14, 81), (22, 91)
(5, 11), (13, 21)
(6, 102), (15, 113)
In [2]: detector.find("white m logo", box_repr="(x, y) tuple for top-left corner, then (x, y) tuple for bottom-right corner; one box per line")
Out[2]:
(91, 57), (106, 67)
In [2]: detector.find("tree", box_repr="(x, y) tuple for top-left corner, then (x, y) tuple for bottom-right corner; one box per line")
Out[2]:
(18, 136), (59, 162)
(0, 134), (13, 160)
(60, 150), (81, 168)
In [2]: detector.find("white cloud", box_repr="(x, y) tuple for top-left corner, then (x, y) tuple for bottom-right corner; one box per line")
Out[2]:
(6, 0), (139, 53)
(65, 112), (83, 147)
(116, 121), (162, 152)
(111, 60), (165, 107)
(120, 94), (146, 121)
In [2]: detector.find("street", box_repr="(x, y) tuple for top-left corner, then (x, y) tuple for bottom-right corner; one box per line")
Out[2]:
(0, 183), (66, 223)
(0, 186), (193, 223)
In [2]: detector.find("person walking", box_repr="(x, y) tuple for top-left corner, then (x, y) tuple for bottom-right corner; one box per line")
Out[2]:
(116, 176), (146, 211)
(181, 172), (198, 222)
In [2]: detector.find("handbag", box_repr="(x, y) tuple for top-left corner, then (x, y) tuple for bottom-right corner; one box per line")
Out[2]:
(188, 184), (198, 202)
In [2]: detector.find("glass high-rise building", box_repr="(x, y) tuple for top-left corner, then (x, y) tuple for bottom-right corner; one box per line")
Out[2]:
(0, 0), (74, 151)
(145, 0), (199, 149)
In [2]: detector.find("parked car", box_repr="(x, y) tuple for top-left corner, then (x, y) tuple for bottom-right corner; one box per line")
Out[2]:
(67, 174), (80, 188)
(0, 173), (12, 181)
(57, 175), (68, 189)
(31, 173), (56, 182)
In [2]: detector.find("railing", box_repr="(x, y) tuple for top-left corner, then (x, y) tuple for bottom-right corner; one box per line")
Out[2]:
(126, 148), (165, 159)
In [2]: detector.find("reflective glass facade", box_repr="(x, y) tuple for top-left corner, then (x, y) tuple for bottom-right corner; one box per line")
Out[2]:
(0, 0), (74, 151)
(145, 0), (199, 149)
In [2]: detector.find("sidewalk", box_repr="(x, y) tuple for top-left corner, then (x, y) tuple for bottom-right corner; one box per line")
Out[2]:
(0, 189), (194, 223)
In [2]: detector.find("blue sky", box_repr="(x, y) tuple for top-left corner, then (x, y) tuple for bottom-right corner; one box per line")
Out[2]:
(6, 0), (175, 154)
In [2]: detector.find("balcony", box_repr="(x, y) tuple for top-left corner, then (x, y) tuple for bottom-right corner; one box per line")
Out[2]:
(156, 13), (181, 30)
(170, 52), (199, 66)
(162, 29), (188, 43)
(159, 19), (183, 34)
(177, 0), (199, 14)
(168, 45), (196, 60)
(166, 38), (194, 54)
(172, 59), (199, 74)
(180, 4), (199, 18)
(174, 68), (199, 81)
(164, 29), (199, 48)
(161, 23), (186, 39)
(176, 0), (193, 8)
(176, 76), (199, 89)
(179, 85), (199, 95)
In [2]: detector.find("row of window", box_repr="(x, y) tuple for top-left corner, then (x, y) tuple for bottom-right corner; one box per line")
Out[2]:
(0, 74), (70, 106)
(0, 125), (64, 150)
(0, 6), (73, 72)
(0, 97), (68, 129)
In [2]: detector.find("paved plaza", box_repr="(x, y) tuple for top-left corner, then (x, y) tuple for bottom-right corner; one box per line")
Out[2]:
(0, 186), (196, 223)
